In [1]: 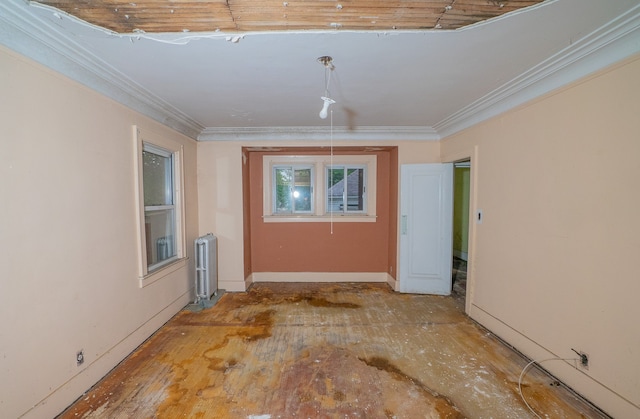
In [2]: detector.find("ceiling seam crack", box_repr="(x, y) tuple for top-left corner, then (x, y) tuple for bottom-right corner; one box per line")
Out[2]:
(225, 0), (238, 31)
(435, 0), (457, 29)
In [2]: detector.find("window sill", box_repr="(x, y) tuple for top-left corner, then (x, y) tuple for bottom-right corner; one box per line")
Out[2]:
(263, 215), (377, 223)
(139, 257), (188, 288)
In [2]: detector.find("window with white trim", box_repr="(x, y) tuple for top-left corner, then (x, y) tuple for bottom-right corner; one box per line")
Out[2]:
(134, 126), (186, 285)
(263, 155), (376, 222)
(143, 143), (178, 271)
(273, 165), (314, 214)
(327, 166), (366, 214)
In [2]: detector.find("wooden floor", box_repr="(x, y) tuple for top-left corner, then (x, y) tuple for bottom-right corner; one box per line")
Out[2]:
(58, 282), (607, 418)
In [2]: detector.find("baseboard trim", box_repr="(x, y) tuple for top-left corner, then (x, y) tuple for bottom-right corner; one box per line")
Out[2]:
(468, 303), (639, 418)
(22, 291), (191, 419)
(252, 272), (389, 283)
(219, 279), (249, 292)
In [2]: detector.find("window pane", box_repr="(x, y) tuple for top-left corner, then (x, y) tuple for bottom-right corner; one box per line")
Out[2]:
(346, 168), (365, 212)
(327, 166), (365, 213)
(143, 149), (173, 206)
(293, 168), (312, 212)
(145, 208), (176, 269)
(274, 167), (292, 213)
(327, 167), (345, 213)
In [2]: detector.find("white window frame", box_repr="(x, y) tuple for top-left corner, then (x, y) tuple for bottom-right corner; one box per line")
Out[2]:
(326, 165), (368, 215)
(263, 154), (376, 223)
(272, 165), (315, 215)
(134, 126), (187, 287)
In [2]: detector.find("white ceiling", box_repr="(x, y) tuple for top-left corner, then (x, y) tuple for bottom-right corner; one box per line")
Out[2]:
(1, 0), (639, 141)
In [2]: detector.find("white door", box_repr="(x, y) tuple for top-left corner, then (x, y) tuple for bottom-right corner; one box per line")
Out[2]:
(399, 163), (453, 295)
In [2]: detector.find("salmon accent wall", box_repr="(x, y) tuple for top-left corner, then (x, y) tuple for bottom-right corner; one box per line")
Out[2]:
(244, 147), (397, 275)
(387, 147), (399, 279)
(242, 148), (252, 279)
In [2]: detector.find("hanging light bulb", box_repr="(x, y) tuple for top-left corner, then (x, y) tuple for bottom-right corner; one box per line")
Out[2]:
(317, 56), (336, 119)
(319, 96), (335, 119)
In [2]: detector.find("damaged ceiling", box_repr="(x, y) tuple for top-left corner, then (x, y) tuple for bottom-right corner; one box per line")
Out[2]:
(31, 0), (546, 33)
(2, 0), (639, 140)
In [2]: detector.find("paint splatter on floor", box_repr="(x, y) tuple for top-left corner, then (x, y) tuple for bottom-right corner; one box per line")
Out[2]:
(57, 283), (606, 418)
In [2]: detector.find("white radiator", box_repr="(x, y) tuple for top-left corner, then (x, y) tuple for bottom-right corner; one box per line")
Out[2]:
(194, 233), (217, 304)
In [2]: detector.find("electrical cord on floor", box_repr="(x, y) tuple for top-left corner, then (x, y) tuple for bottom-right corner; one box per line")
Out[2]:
(518, 357), (579, 418)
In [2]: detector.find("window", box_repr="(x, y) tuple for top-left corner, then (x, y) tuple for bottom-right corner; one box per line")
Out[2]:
(273, 165), (314, 214)
(263, 155), (376, 222)
(143, 143), (177, 271)
(327, 166), (366, 214)
(134, 126), (186, 286)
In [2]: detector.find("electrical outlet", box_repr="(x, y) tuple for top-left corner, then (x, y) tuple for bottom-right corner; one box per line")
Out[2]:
(572, 348), (589, 370)
(76, 350), (84, 366)
(578, 352), (589, 370)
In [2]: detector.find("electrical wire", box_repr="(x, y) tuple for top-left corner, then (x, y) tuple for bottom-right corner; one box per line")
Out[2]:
(517, 357), (579, 418)
(330, 107), (334, 235)
(324, 64), (333, 98)
(319, 59), (335, 235)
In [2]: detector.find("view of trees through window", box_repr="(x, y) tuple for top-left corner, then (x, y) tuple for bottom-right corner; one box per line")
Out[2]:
(265, 155), (374, 220)
(274, 166), (312, 213)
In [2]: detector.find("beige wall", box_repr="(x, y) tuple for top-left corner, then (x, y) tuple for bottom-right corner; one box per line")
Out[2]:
(197, 141), (247, 291)
(0, 46), (199, 419)
(441, 55), (640, 418)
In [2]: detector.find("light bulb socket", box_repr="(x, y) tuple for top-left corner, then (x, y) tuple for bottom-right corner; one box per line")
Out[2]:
(319, 96), (336, 119)
(317, 56), (335, 70)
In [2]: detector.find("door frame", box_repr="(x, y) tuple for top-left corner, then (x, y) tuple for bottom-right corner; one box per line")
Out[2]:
(442, 146), (479, 315)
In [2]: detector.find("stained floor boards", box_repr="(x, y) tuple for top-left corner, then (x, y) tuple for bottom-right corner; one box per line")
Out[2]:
(58, 283), (606, 418)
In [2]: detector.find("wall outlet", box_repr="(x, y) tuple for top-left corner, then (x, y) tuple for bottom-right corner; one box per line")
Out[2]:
(572, 348), (589, 370)
(76, 350), (84, 366)
(571, 348), (589, 370)
(578, 352), (589, 370)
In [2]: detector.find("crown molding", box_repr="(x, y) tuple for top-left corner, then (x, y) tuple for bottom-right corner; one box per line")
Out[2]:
(197, 126), (440, 142)
(0, 0), (204, 140)
(2, 0), (638, 143)
(434, 4), (640, 139)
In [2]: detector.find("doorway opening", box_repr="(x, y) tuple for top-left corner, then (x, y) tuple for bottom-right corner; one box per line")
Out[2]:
(452, 160), (470, 306)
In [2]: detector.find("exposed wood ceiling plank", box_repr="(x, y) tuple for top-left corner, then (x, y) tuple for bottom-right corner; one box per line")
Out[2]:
(34, 0), (545, 33)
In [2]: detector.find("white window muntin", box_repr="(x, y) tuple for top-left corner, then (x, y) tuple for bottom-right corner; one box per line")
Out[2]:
(326, 165), (367, 214)
(272, 165), (314, 215)
(263, 154), (376, 222)
(143, 142), (178, 272)
(134, 126), (186, 286)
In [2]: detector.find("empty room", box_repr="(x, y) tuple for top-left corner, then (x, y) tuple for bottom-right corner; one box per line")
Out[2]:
(1, 0), (639, 417)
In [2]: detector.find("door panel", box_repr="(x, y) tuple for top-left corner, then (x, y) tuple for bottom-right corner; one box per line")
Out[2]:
(399, 164), (453, 295)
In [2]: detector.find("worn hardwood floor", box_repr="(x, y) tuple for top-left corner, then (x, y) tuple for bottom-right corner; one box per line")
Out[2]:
(58, 282), (606, 418)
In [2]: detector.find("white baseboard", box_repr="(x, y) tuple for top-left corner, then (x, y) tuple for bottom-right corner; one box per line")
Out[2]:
(22, 291), (191, 419)
(251, 272), (390, 283)
(219, 279), (249, 292)
(386, 274), (398, 291)
(468, 303), (638, 419)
